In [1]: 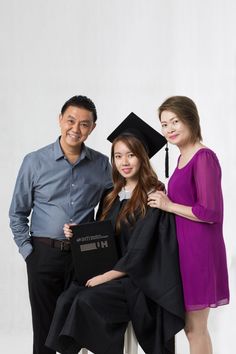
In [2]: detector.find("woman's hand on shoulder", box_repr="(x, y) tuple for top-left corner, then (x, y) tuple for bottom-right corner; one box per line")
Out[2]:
(147, 190), (173, 212)
(63, 223), (74, 239)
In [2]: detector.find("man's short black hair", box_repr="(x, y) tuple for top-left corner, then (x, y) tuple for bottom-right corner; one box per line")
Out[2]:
(61, 95), (97, 122)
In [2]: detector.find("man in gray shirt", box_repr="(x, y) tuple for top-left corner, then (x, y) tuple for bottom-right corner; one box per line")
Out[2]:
(9, 95), (112, 354)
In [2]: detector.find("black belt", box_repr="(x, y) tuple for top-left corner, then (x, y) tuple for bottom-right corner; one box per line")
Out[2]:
(32, 236), (71, 251)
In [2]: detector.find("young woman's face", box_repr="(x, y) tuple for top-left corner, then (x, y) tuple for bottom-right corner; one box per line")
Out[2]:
(113, 141), (141, 182)
(160, 110), (191, 147)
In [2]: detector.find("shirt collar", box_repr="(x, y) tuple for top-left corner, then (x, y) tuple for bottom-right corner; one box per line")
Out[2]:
(53, 138), (64, 160)
(82, 144), (93, 160)
(53, 137), (93, 161)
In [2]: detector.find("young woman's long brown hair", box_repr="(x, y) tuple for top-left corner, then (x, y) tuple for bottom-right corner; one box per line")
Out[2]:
(99, 134), (165, 230)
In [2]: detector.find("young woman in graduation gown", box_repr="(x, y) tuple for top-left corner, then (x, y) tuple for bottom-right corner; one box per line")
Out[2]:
(45, 114), (185, 354)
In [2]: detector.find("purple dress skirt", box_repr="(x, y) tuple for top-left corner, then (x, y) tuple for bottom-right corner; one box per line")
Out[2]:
(168, 148), (230, 311)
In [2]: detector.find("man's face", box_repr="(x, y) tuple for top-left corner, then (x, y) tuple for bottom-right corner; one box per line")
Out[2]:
(59, 106), (96, 151)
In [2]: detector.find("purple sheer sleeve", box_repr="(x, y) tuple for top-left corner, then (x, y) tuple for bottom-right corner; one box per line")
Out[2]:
(192, 150), (223, 223)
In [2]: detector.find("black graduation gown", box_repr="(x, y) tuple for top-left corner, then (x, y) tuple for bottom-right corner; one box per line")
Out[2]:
(45, 198), (185, 354)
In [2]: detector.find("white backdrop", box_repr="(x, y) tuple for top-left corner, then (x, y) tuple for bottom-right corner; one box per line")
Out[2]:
(0, 1), (235, 353)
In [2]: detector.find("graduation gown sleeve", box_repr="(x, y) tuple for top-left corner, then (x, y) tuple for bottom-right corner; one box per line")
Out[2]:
(114, 207), (185, 350)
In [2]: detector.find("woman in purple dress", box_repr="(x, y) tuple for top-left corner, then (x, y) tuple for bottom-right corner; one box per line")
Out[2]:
(148, 96), (229, 354)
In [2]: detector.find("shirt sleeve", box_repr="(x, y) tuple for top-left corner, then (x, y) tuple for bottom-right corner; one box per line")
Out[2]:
(192, 150), (223, 223)
(103, 158), (113, 190)
(9, 154), (35, 259)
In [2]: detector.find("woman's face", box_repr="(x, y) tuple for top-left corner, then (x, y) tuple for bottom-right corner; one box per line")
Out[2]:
(113, 141), (141, 182)
(160, 110), (192, 147)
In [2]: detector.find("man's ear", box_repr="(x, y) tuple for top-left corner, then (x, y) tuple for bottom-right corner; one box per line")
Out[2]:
(89, 122), (96, 134)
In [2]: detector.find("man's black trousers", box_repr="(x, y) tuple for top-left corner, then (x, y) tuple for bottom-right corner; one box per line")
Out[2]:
(26, 239), (73, 354)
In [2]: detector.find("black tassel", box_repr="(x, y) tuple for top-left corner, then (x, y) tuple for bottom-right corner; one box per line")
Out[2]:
(165, 143), (169, 178)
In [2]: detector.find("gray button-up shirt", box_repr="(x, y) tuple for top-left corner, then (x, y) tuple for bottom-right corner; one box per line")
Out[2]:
(9, 138), (112, 259)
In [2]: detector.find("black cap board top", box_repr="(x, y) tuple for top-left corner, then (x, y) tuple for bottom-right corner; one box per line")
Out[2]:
(107, 112), (167, 158)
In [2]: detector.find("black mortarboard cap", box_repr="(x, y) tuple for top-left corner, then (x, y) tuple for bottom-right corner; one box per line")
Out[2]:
(107, 112), (167, 159)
